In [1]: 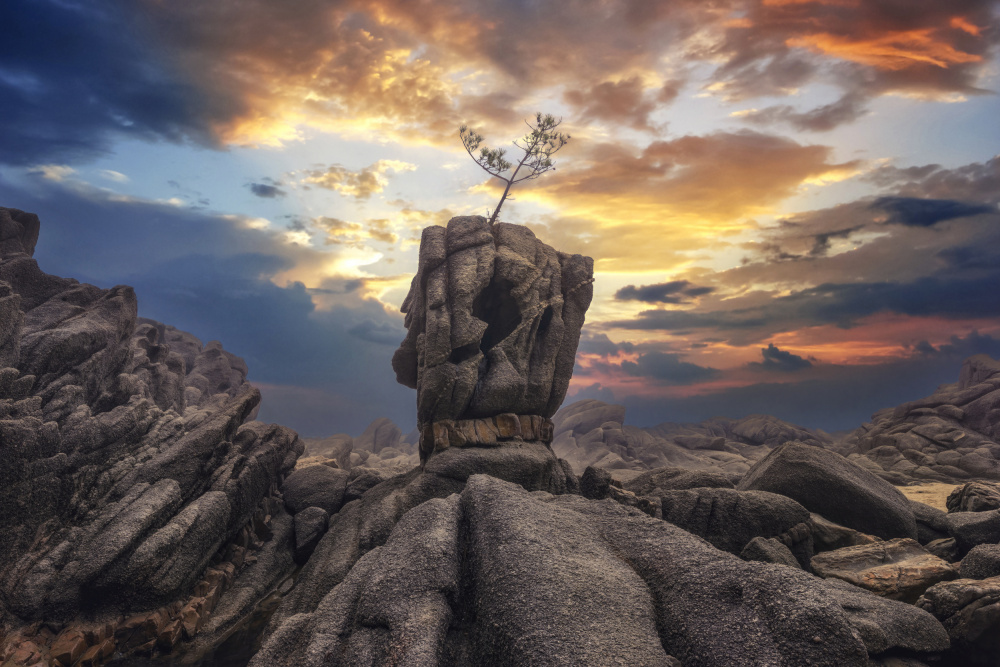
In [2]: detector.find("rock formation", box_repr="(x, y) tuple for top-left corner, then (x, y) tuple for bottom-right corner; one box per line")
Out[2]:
(848, 354), (1000, 483)
(392, 216), (593, 461)
(0, 207), (301, 663)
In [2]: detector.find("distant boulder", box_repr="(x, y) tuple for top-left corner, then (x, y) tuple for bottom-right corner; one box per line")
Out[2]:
(738, 441), (918, 540)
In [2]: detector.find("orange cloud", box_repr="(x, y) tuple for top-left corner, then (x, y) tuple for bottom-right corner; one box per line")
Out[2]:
(787, 30), (982, 70)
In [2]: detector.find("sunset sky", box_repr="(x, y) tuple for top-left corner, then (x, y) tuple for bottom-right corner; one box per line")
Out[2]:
(2, 0), (1000, 436)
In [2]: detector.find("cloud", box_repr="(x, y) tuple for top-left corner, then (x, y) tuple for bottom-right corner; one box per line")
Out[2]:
(0, 175), (416, 436)
(302, 160), (416, 199)
(748, 343), (813, 372)
(248, 182), (286, 198)
(870, 196), (996, 227)
(620, 351), (720, 385)
(615, 280), (714, 303)
(99, 169), (129, 183)
(563, 77), (666, 131)
(738, 93), (869, 132)
(577, 332), (636, 357)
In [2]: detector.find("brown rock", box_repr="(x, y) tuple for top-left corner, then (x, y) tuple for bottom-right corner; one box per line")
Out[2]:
(946, 481), (1000, 513)
(156, 618), (183, 650)
(811, 538), (958, 603)
(495, 413), (522, 439)
(51, 629), (87, 666)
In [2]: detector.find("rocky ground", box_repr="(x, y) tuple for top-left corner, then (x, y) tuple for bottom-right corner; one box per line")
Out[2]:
(3, 206), (1000, 666)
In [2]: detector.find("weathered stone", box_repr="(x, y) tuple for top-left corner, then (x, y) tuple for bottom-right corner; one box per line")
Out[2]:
(947, 481), (1000, 513)
(393, 217), (593, 462)
(959, 544), (1000, 579)
(738, 442), (918, 540)
(740, 536), (801, 568)
(918, 575), (1000, 665)
(810, 538), (957, 602)
(293, 506), (330, 564)
(947, 508), (1000, 553)
(280, 465), (349, 516)
(810, 513), (880, 552)
(50, 629), (86, 666)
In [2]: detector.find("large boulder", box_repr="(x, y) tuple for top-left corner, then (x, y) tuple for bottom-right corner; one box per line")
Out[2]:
(281, 466), (350, 516)
(946, 508), (1000, 553)
(391, 217), (593, 459)
(254, 474), (948, 666)
(959, 544), (1000, 580)
(737, 442), (918, 540)
(657, 487), (810, 557)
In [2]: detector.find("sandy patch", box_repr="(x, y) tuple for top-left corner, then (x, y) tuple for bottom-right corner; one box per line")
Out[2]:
(898, 482), (960, 511)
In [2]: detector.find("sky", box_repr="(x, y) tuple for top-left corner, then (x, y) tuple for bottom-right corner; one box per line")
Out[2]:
(2, 0), (1000, 437)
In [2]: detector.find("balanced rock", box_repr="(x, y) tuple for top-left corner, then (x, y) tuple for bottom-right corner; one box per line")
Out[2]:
(392, 216), (593, 461)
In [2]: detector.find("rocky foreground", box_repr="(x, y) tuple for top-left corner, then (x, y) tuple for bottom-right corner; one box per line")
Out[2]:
(2, 207), (1000, 666)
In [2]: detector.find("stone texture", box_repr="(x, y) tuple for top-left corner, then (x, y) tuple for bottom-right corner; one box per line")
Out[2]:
(281, 465), (350, 515)
(740, 536), (801, 568)
(392, 217), (593, 460)
(294, 506), (330, 565)
(946, 508), (1000, 553)
(657, 486), (811, 557)
(849, 354), (1000, 483)
(918, 575), (1000, 665)
(946, 481), (1000, 513)
(623, 466), (736, 494)
(0, 208), (301, 627)
(959, 544), (1000, 579)
(911, 500), (951, 545)
(254, 475), (948, 667)
(810, 538), (958, 603)
(737, 441), (918, 540)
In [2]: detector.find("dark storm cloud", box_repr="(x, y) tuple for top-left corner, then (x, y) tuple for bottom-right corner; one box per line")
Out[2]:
(748, 343), (813, 372)
(577, 332), (635, 357)
(912, 331), (1000, 359)
(0, 177), (414, 436)
(871, 196), (995, 227)
(248, 183), (287, 198)
(0, 0), (230, 165)
(615, 331), (1000, 431)
(620, 351), (720, 385)
(615, 280), (715, 304)
(611, 271), (1000, 339)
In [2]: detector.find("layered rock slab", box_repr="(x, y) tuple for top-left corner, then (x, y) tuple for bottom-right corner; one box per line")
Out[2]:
(255, 475), (948, 667)
(391, 216), (593, 458)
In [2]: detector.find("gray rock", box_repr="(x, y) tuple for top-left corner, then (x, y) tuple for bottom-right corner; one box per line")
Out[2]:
(738, 441), (918, 540)
(552, 399), (627, 436)
(391, 217), (594, 458)
(281, 465), (350, 516)
(959, 544), (1000, 579)
(0, 208), (302, 623)
(946, 481), (1000, 513)
(580, 465), (613, 499)
(294, 507), (330, 564)
(354, 417), (402, 454)
(256, 474), (947, 666)
(810, 513), (880, 552)
(947, 509), (1000, 553)
(918, 574), (1000, 665)
(740, 536), (801, 568)
(624, 466), (735, 494)
(911, 500), (951, 544)
(343, 468), (392, 503)
(658, 486), (810, 556)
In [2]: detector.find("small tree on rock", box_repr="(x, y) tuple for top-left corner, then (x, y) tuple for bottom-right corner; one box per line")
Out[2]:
(459, 113), (570, 225)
